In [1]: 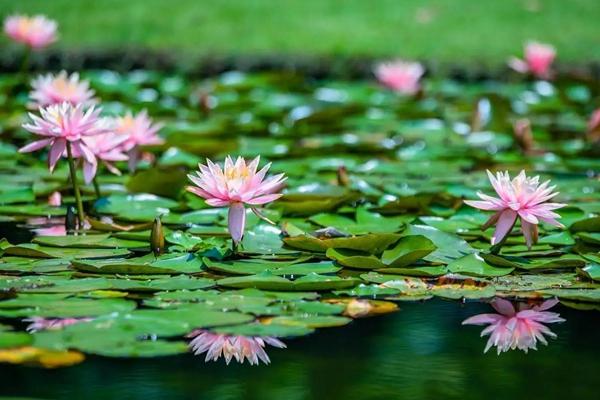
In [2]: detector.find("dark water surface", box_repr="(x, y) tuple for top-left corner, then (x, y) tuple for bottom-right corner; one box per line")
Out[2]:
(0, 299), (597, 400)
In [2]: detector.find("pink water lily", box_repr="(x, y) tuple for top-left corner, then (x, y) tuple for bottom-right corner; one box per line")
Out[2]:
(374, 60), (425, 95)
(462, 298), (564, 354)
(187, 156), (286, 244)
(509, 41), (556, 79)
(25, 317), (92, 333)
(77, 133), (128, 182)
(47, 191), (62, 207)
(464, 170), (566, 248)
(4, 14), (57, 49)
(187, 329), (286, 365)
(112, 110), (164, 171)
(19, 103), (109, 182)
(30, 71), (96, 108)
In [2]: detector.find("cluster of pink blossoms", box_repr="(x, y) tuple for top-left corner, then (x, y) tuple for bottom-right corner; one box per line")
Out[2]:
(19, 70), (164, 183)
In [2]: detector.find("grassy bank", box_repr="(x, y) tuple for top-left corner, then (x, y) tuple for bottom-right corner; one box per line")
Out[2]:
(1, 0), (599, 63)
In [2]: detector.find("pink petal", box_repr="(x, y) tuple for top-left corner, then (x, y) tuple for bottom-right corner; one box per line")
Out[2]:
(508, 57), (529, 74)
(228, 203), (246, 244)
(491, 209), (517, 245)
(491, 298), (516, 316)
(206, 198), (231, 207)
(464, 200), (501, 211)
(83, 159), (98, 184)
(518, 209), (539, 224)
(521, 220), (538, 249)
(48, 138), (66, 172)
(245, 193), (283, 205)
(535, 298), (559, 311)
(19, 138), (53, 153)
(462, 314), (503, 325)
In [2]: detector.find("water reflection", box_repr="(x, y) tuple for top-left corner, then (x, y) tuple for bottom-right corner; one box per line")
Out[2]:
(1, 299), (598, 400)
(462, 297), (564, 354)
(25, 217), (66, 236)
(187, 329), (286, 365)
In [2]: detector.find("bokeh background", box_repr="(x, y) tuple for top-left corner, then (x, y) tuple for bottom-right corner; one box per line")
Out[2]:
(1, 0), (599, 64)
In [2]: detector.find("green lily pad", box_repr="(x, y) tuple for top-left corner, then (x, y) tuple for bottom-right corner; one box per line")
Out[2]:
(203, 257), (340, 276)
(380, 235), (437, 267)
(447, 253), (514, 277)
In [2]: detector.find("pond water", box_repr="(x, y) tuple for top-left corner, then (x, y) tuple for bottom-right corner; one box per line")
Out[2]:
(1, 70), (600, 398)
(1, 299), (597, 400)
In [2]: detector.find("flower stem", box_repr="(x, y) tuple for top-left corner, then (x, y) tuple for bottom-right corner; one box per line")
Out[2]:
(66, 142), (85, 230)
(92, 177), (101, 199)
(19, 48), (31, 78)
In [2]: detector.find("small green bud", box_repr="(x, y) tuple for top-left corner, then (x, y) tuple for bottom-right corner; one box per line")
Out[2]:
(150, 216), (165, 256)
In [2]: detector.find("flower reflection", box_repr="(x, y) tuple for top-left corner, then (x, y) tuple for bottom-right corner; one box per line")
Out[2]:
(187, 329), (286, 365)
(25, 317), (92, 332)
(26, 217), (66, 236)
(462, 297), (565, 354)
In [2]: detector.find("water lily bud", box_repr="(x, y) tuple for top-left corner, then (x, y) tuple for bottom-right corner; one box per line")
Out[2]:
(47, 191), (62, 207)
(470, 98), (491, 133)
(587, 109), (600, 142)
(199, 92), (212, 117)
(65, 206), (77, 233)
(513, 118), (534, 154)
(336, 166), (350, 186)
(150, 216), (165, 256)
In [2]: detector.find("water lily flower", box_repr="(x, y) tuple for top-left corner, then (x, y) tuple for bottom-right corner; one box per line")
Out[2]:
(112, 110), (164, 171)
(19, 102), (108, 179)
(25, 317), (92, 333)
(29, 71), (96, 108)
(4, 14), (57, 49)
(47, 191), (62, 207)
(78, 133), (128, 181)
(512, 118), (535, 155)
(187, 329), (286, 365)
(508, 41), (556, 79)
(374, 60), (424, 95)
(462, 298), (564, 354)
(464, 170), (566, 248)
(187, 156), (286, 244)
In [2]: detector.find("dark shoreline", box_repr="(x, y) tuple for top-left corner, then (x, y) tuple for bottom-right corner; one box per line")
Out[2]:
(2, 48), (600, 81)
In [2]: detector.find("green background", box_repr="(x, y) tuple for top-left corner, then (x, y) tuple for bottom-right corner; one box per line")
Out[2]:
(1, 0), (599, 63)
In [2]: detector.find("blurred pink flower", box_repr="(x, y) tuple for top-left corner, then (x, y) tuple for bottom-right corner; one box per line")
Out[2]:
(19, 103), (108, 183)
(187, 329), (286, 365)
(48, 191), (62, 206)
(187, 156), (286, 244)
(78, 133), (128, 181)
(4, 14), (57, 49)
(462, 298), (564, 354)
(29, 71), (96, 108)
(113, 110), (164, 171)
(587, 109), (600, 141)
(374, 60), (424, 95)
(509, 41), (556, 79)
(464, 170), (566, 248)
(25, 317), (92, 333)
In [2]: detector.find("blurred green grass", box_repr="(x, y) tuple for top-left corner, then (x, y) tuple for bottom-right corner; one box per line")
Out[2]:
(1, 0), (599, 63)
